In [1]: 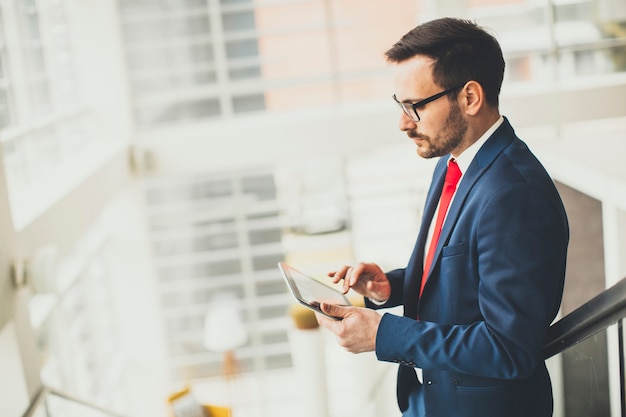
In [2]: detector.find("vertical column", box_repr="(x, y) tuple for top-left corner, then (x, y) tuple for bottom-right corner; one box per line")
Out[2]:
(602, 201), (626, 417)
(207, 0), (233, 116)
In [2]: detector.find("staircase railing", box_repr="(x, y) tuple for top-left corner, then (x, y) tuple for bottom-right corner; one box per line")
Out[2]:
(21, 277), (626, 417)
(21, 385), (127, 417)
(543, 277), (626, 359)
(543, 276), (626, 417)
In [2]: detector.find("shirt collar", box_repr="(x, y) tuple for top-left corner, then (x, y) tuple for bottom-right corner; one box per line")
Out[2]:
(452, 116), (504, 175)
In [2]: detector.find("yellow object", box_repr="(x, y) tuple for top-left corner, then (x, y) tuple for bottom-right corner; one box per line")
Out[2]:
(167, 386), (232, 417)
(348, 295), (365, 307)
(288, 303), (319, 329)
(202, 404), (231, 417)
(287, 295), (366, 328)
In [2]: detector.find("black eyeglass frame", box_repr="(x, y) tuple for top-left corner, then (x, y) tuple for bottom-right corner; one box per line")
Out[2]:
(393, 84), (465, 122)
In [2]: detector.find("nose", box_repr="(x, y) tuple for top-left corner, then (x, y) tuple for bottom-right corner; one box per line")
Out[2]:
(398, 111), (417, 132)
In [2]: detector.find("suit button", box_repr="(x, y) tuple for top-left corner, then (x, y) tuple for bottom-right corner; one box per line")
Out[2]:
(427, 380), (432, 385)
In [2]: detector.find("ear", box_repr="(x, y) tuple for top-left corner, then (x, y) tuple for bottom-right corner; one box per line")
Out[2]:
(459, 80), (484, 116)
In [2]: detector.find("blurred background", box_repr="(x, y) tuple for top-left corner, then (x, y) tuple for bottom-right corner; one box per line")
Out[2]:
(0, 1), (625, 417)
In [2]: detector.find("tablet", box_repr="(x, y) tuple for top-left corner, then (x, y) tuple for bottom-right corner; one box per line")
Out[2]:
(278, 262), (351, 320)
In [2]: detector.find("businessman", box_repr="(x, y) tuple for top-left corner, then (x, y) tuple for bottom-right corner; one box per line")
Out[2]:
(316, 18), (569, 417)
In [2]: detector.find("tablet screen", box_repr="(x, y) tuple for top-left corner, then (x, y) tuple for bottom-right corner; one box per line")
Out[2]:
(278, 262), (351, 319)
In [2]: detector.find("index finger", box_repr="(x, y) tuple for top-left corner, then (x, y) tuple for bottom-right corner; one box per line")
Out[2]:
(347, 262), (369, 287)
(328, 265), (351, 284)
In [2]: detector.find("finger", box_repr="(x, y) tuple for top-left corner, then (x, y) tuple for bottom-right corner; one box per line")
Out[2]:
(343, 267), (353, 293)
(350, 262), (367, 286)
(329, 265), (349, 284)
(314, 308), (340, 332)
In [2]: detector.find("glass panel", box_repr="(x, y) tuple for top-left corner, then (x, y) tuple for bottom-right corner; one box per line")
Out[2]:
(225, 39), (259, 59)
(145, 179), (232, 204)
(119, 0), (208, 14)
(18, 2), (41, 41)
(249, 228), (281, 245)
(241, 174), (275, 200)
(158, 260), (242, 282)
(557, 44), (626, 79)
(553, 0), (594, 23)
(547, 324), (617, 417)
(222, 10), (256, 32)
(232, 93), (265, 113)
(255, 279), (286, 297)
(145, 170), (291, 379)
(228, 65), (261, 80)
(122, 14), (211, 43)
(251, 253), (283, 271)
(266, 353), (292, 370)
(17, 3), (52, 116)
(126, 44), (214, 71)
(131, 68), (217, 95)
(221, 0), (252, 5)
(152, 231), (239, 256)
(135, 97), (221, 125)
(0, 88), (11, 129)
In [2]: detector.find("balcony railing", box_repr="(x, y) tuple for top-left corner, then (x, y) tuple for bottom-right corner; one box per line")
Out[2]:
(23, 277), (626, 417)
(21, 385), (126, 417)
(543, 277), (626, 417)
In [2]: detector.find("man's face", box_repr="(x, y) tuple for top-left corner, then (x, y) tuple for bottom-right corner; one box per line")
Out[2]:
(393, 56), (468, 159)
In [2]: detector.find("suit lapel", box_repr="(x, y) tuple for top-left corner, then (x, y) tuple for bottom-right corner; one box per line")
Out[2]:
(419, 118), (517, 297)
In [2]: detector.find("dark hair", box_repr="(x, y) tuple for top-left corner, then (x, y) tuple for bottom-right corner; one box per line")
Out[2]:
(385, 18), (505, 106)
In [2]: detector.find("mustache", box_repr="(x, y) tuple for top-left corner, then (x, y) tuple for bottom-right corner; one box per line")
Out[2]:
(407, 130), (428, 140)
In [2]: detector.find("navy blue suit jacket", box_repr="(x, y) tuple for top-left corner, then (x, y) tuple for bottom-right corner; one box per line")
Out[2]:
(366, 118), (569, 417)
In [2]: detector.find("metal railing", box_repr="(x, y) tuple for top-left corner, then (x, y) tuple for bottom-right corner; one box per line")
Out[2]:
(543, 277), (626, 417)
(21, 385), (127, 417)
(543, 277), (626, 359)
(21, 277), (626, 417)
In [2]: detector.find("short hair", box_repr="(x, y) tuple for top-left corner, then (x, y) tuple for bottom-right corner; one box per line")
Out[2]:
(385, 18), (505, 107)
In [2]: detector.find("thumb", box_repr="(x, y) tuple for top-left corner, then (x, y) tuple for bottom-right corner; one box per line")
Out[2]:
(321, 302), (348, 319)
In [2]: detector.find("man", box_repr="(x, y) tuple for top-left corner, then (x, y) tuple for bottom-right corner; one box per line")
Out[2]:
(316, 18), (569, 417)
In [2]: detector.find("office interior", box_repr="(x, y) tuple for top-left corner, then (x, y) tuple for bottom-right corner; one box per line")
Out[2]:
(0, 0), (625, 416)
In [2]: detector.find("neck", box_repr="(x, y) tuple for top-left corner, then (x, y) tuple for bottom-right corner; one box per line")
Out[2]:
(452, 108), (500, 157)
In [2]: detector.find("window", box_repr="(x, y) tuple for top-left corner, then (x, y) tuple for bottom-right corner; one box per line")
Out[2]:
(119, 0), (266, 127)
(143, 169), (292, 380)
(0, 0), (120, 230)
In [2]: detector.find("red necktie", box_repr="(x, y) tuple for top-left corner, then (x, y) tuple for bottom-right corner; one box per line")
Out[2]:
(420, 158), (462, 297)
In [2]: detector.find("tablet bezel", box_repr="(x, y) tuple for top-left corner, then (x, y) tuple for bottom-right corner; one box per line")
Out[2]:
(278, 261), (351, 321)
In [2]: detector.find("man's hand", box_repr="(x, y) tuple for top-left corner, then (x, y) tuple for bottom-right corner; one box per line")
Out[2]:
(316, 303), (382, 354)
(328, 262), (391, 303)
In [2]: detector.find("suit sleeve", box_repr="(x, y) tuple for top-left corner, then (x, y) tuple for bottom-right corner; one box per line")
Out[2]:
(375, 182), (568, 379)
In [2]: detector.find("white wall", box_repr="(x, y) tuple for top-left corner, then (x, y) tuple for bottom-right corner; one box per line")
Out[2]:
(0, 322), (30, 417)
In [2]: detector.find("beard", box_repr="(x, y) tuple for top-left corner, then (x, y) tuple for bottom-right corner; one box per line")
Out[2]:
(409, 102), (468, 159)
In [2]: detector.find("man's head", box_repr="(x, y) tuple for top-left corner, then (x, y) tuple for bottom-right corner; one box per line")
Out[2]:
(386, 18), (505, 107)
(387, 18), (505, 158)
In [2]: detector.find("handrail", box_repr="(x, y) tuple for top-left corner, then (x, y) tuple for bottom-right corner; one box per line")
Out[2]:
(543, 277), (626, 359)
(19, 278), (625, 417)
(22, 385), (127, 417)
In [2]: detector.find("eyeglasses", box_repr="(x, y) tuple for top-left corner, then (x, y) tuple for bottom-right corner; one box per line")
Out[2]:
(393, 84), (464, 122)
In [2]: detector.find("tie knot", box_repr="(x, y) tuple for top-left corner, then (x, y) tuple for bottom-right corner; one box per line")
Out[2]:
(445, 158), (462, 186)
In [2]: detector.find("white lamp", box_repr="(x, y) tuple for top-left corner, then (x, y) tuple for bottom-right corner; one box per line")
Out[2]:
(203, 291), (248, 353)
(203, 291), (248, 414)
